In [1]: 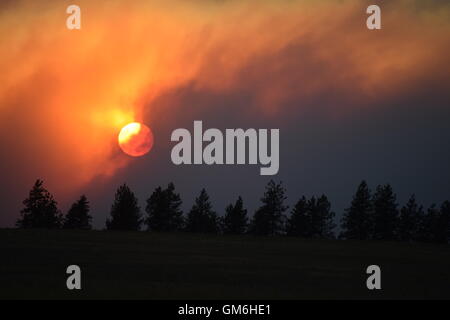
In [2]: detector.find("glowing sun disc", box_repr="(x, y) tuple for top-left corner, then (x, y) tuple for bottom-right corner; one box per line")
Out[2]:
(118, 122), (154, 157)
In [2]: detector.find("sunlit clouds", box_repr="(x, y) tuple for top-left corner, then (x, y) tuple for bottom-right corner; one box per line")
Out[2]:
(0, 0), (449, 222)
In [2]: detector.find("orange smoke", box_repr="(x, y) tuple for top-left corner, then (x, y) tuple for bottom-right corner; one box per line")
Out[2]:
(0, 0), (449, 195)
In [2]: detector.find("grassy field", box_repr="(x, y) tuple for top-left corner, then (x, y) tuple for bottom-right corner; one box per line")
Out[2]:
(0, 229), (449, 299)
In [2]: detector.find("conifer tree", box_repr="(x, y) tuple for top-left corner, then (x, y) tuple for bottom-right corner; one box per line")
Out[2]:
(435, 201), (450, 243)
(106, 184), (142, 230)
(314, 194), (336, 239)
(340, 180), (372, 240)
(63, 195), (92, 229)
(286, 196), (309, 237)
(372, 184), (399, 240)
(418, 204), (440, 242)
(185, 189), (218, 233)
(398, 195), (423, 241)
(222, 196), (248, 235)
(16, 179), (62, 229)
(145, 183), (184, 232)
(250, 180), (288, 236)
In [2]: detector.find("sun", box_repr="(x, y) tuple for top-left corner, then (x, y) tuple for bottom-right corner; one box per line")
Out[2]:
(118, 122), (154, 157)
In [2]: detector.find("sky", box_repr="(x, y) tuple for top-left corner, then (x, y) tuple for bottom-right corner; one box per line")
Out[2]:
(0, 0), (449, 228)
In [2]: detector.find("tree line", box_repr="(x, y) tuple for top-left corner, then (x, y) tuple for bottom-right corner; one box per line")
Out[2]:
(15, 179), (450, 244)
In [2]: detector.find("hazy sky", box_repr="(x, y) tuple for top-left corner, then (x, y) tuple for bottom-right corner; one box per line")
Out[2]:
(0, 0), (449, 227)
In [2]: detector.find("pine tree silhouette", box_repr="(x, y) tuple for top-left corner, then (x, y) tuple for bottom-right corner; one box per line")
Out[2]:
(185, 189), (218, 233)
(372, 184), (399, 240)
(250, 180), (288, 236)
(16, 179), (62, 229)
(313, 195), (336, 239)
(286, 196), (309, 237)
(418, 204), (440, 242)
(106, 184), (142, 230)
(306, 196), (318, 237)
(288, 195), (335, 239)
(63, 195), (92, 229)
(145, 183), (184, 232)
(340, 180), (372, 240)
(435, 201), (450, 243)
(222, 196), (248, 234)
(398, 195), (423, 241)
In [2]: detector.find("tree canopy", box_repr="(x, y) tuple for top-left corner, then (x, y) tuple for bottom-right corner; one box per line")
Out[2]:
(16, 179), (62, 229)
(106, 184), (142, 231)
